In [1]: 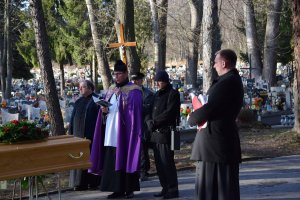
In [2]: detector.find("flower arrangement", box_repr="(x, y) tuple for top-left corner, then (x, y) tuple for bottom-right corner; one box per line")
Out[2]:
(180, 106), (191, 117)
(252, 97), (263, 110)
(1, 99), (7, 108)
(0, 120), (49, 144)
(66, 90), (73, 98)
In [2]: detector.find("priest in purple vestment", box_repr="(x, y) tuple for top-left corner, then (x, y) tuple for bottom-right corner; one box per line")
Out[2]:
(89, 60), (143, 199)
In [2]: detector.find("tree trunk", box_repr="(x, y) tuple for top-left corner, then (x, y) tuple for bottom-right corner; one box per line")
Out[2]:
(0, 39), (2, 93)
(116, 0), (141, 74)
(158, 0), (168, 70)
(202, 0), (221, 93)
(92, 53), (98, 90)
(1, 0), (8, 97)
(89, 60), (93, 82)
(59, 61), (65, 97)
(187, 0), (203, 88)
(292, 0), (300, 133)
(149, 0), (163, 72)
(29, 0), (65, 135)
(4, 0), (12, 99)
(85, 0), (112, 90)
(244, 0), (263, 81)
(263, 0), (283, 86)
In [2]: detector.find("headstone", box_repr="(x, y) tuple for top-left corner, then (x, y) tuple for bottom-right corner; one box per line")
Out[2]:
(0, 181), (7, 189)
(285, 88), (292, 109)
(246, 78), (255, 90)
(270, 86), (285, 93)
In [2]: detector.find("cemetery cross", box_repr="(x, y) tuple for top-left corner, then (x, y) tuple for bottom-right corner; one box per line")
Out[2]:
(107, 23), (137, 65)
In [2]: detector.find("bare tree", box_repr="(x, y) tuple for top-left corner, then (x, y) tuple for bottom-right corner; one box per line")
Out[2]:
(158, 0), (168, 70)
(1, 0), (8, 97)
(4, 0), (12, 99)
(29, 0), (65, 135)
(149, 0), (163, 71)
(219, 0), (246, 52)
(244, 0), (263, 81)
(164, 1), (189, 65)
(292, 0), (300, 133)
(186, 0), (202, 88)
(0, 39), (2, 90)
(0, 7), (2, 85)
(116, 0), (141, 73)
(202, 0), (221, 93)
(262, 0), (283, 86)
(85, 0), (112, 90)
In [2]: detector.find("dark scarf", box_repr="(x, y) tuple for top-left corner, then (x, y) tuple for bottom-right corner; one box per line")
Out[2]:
(116, 78), (129, 88)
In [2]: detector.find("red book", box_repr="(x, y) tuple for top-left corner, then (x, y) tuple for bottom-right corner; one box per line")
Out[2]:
(190, 93), (207, 130)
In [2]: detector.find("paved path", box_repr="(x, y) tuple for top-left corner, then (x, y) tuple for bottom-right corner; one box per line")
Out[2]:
(44, 155), (300, 200)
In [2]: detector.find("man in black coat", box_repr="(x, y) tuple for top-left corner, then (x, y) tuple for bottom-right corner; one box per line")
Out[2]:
(188, 49), (244, 200)
(146, 70), (180, 199)
(131, 72), (154, 181)
(69, 80), (101, 191)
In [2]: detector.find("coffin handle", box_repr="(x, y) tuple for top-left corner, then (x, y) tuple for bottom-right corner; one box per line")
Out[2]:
(68, 152), (83, 159)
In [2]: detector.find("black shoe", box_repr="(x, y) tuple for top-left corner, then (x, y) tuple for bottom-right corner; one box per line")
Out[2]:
(163, 192), (179, 199)
(107, 192), (124, 199)
(88, 185), (99, 190)
(125, 192), (134, 199)
(73, 185), (88, 191)
(154, 191), (165, 197)
(140, 173), (149, 181)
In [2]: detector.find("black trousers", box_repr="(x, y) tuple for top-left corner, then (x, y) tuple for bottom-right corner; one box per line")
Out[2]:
(152, 143), (178, 194)
(140, 141), (150, 173)
(100, 147), (140, 193)
(195, 161), (240, 200)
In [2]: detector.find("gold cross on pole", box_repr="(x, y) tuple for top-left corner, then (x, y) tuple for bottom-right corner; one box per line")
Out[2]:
(107, 23), (137, 64)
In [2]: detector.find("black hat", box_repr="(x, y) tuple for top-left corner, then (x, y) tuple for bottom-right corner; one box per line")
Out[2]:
(114, 60), (127, 72)
(154, 70), (169, 83)
(131, 72), (145, 80)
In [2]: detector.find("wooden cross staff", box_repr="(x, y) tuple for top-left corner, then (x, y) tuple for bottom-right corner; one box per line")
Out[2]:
(107, 23), (137, 64)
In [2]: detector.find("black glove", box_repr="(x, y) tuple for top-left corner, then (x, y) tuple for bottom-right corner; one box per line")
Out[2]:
(146, 120), (155, 132)
(142, 127), (151, 143)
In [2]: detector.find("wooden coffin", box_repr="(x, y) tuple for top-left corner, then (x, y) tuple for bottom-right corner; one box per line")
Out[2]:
(0, 135), (91, 181)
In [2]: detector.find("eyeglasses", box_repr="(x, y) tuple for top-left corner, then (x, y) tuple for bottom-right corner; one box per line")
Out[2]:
(114, 72), (125, 76)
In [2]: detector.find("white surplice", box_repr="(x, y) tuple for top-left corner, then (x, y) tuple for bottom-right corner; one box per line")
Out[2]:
(104, 93), (119, 147)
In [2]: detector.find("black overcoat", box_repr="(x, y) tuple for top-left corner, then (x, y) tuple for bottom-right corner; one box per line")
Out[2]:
(69, 93), (99, 140)
(188, 69), (244, 164)
(148, 84), (180, 144)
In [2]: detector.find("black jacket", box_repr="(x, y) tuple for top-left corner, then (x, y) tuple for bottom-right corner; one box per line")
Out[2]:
(188, 69), (244, 164)
(142, 86), (154, 142)
(147, 84), (180, 144)
(69, 93), (100, 141)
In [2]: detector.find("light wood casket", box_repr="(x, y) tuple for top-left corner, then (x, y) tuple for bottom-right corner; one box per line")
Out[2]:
(0, 135), (91, 181)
